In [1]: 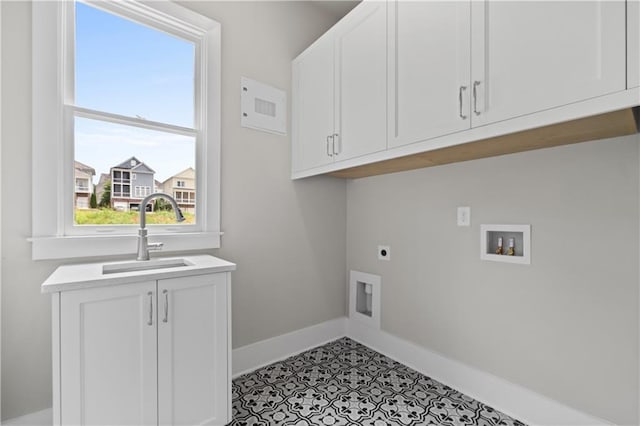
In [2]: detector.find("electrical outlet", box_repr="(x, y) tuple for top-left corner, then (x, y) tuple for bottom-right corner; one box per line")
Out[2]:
(378, 245), (390, 261)
(457, 206), (471, 227)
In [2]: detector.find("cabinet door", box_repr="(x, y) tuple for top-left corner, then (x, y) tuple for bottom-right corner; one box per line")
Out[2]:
(292, 36), (335, 171)
(334, 0), (387, 160)
(158, 273), (229, 426)
(629, 0), (640, 89)
(389, 1), (471, 148)
(471, 1), (626, 126)
(60, 281), (157, 426)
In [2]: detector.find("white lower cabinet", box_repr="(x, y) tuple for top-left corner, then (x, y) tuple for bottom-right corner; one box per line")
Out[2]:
(55, 273), (230, 426)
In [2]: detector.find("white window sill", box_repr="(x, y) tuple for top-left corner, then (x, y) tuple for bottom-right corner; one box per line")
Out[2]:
(29, 232), (222, 260)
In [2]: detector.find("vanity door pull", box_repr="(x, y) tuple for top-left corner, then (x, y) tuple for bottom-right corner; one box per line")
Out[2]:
(458, 86), (467, 119)
(333, 133), (340, 155)
(162, 289), (169, 323)
(147, 291), (153, 326)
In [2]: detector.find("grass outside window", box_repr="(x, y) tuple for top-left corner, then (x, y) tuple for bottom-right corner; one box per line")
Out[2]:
(75, 209), (195, 225)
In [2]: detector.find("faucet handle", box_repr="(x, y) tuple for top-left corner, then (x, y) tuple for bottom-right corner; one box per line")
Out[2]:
(148, 242), (164, 251)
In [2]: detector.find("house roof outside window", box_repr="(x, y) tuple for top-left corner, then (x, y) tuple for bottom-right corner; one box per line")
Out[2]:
(74, 160), (96, 180)
(111, 156), (155, 174)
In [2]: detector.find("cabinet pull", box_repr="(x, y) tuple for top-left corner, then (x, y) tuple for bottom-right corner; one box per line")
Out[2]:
(458, 86), (467, 120)
(473, 80), (481, 116)
(333, 133), (340, 155)
(162, 289), (168, 323)
(147, 291), (153, 326)
(326, 135), (334, 157)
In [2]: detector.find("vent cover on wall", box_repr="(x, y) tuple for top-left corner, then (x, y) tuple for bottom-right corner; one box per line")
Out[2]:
(240, 76), (287, 135)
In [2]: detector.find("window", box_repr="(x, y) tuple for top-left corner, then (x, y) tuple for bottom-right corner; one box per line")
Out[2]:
(134, 186), (151, 198)
(32, 1), (222, 259)
(75, 178), (90, 192)
(176, 180), (186, 187)
(174, 190), (195, 204)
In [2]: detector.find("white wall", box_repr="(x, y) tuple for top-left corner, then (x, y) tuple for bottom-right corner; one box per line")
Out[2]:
(1, 1), (347, 420)
(346, 135), (640, 425)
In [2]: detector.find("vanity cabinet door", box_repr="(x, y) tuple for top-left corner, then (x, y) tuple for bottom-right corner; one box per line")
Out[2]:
(470, 0), (626, 126)
(157, 273), (230, 426)
(60, 281), (158, 426)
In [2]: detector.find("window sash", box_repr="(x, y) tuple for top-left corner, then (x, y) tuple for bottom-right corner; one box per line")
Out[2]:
(62, 0), (203, 235)
(31, 0), (222, 259)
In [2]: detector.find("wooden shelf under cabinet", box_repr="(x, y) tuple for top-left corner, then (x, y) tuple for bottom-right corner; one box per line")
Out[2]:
(329, 108), (639, 179)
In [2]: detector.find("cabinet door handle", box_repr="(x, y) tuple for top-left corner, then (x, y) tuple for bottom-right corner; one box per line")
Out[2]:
(147, 291), (153, 326)
(326, 135), (334, 157)
(473, 80), (481, 116)
(458, 86), (467, 120)
(333, 133), (340, 155)
(162, 289), (169, 323)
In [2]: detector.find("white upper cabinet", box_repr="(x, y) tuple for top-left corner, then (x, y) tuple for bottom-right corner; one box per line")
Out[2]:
(60, 281), (158, 426)
(158, 274), (229, 426)
(334, 0), (387, 160)
(292, 36), (335, 171)
(629, 0), (640, 89)
(388, 1), (471, 148)
(471, 1), (626, 126)
(292, 0), (387, 172)
(291, 0), (634, 178)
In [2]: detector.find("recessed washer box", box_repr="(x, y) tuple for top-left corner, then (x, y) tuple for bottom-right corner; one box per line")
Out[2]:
(349, 270), (381, 329)
(480, 224), (531, 265)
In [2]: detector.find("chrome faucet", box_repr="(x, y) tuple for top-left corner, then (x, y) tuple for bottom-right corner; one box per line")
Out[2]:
(136, 193), (185, 261)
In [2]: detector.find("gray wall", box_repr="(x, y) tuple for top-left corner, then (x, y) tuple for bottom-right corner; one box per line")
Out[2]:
(1, 1), (347, 419)
(346, 135), (640, 425)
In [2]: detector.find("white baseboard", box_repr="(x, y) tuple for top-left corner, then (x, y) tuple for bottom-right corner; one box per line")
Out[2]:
(3, 408), (52, 426)
(232, 316), (347, 378)
(346, 319), (613, 426)
(5, 317), (613, 426)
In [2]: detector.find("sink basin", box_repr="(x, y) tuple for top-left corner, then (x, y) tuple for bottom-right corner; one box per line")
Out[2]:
(102, 258), (194, 275)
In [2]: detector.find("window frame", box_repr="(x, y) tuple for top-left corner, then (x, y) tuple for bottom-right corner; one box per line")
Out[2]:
(32, 0), (221, 260)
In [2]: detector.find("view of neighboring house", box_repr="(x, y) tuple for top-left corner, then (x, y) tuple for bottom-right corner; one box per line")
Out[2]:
(74, 161), (95, 209)
(76, 158), (193, 214)
(95, 173), (110, 205)
(110, 156), (155, 211)
(162, 167), (196, 213)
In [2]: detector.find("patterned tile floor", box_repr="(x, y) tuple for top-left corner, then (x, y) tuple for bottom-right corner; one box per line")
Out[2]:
(231, 337), (525, 426)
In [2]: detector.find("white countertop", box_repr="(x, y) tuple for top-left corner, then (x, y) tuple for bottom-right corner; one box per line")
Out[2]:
(41, 254), (236, 293)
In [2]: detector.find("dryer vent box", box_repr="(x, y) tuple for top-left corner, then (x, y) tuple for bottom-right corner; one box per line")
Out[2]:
(241, 77), (287, 135)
